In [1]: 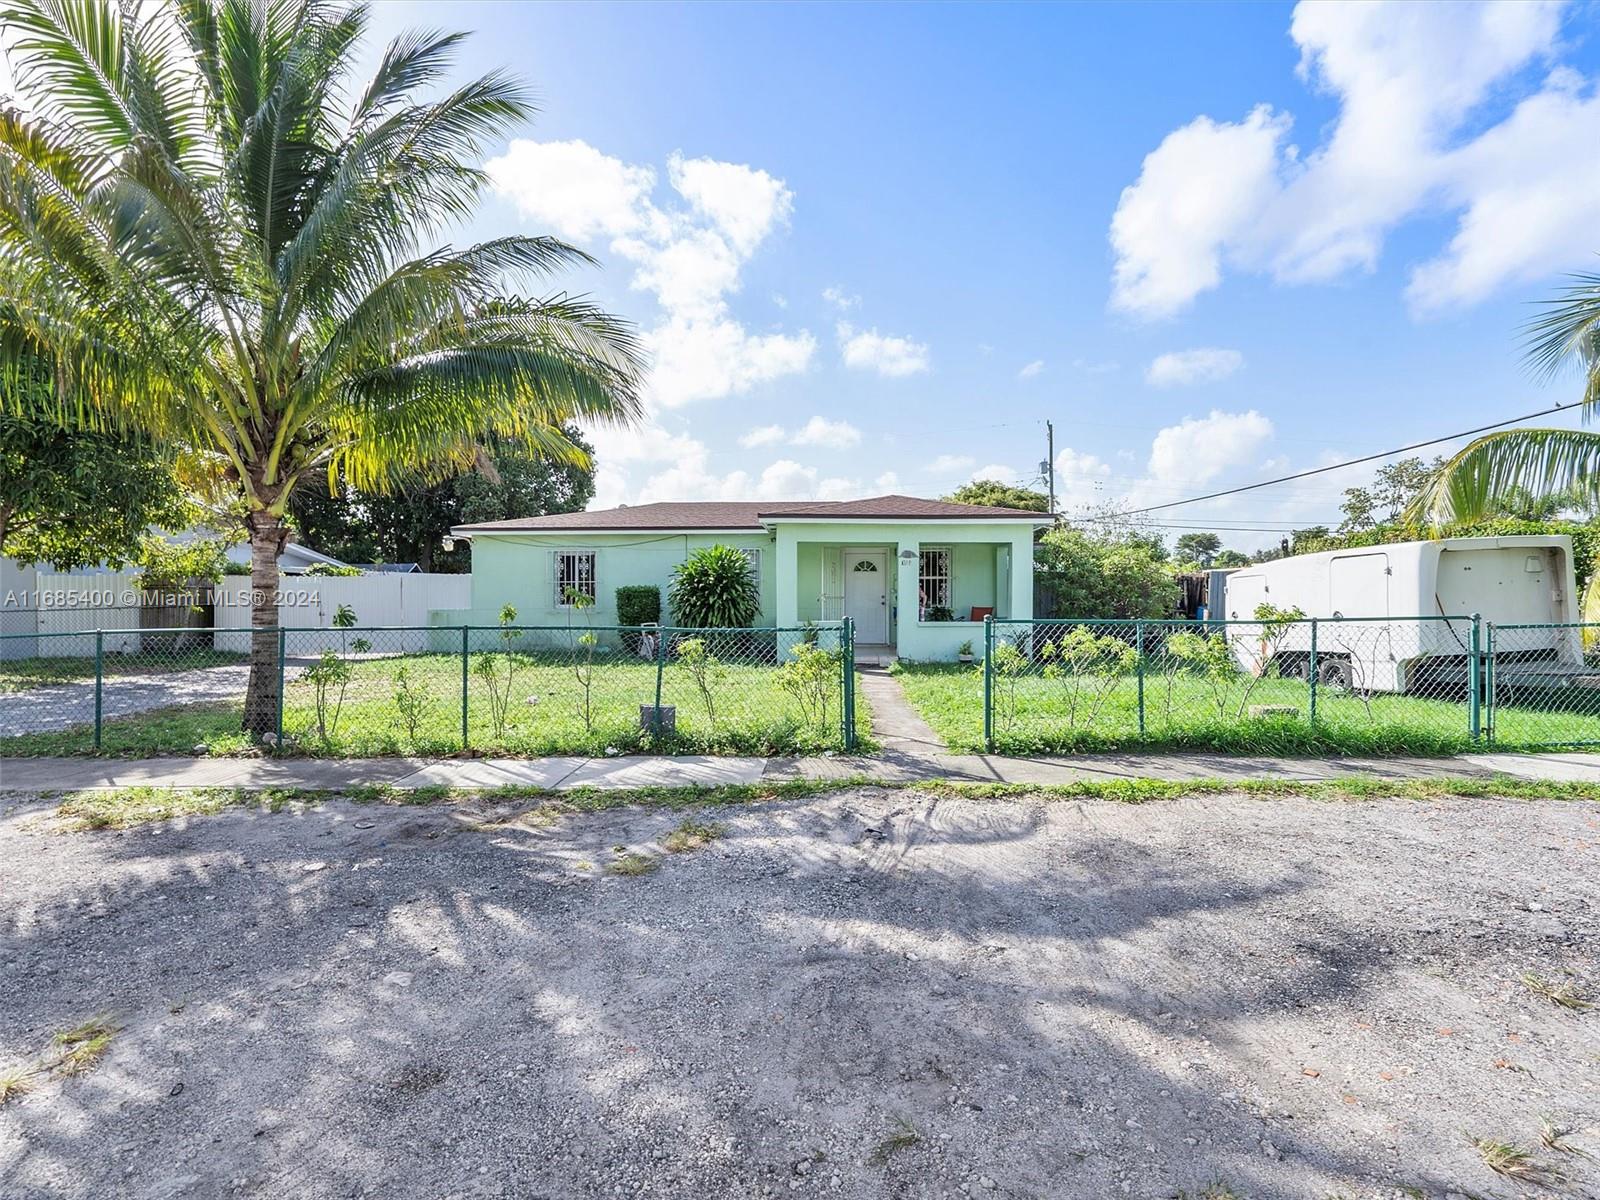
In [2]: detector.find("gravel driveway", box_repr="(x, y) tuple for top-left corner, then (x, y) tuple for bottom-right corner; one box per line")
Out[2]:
(2, 787), (1597, 1199)
(0, 666), (262, 737)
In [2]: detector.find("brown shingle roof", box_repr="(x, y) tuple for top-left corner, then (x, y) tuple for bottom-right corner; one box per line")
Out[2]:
(453, 494), (1044, 534)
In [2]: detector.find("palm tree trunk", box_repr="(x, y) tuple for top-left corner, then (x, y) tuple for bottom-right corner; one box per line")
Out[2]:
(242, 512), (286, 739)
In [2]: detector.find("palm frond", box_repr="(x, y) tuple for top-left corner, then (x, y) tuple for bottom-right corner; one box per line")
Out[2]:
(1522, 266), (1600, 409)
(350, 26), (467, 129)
(1409, 428), (1600, 526)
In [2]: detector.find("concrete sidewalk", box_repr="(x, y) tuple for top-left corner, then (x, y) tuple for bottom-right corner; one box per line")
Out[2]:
(2, 748), (1598, 792)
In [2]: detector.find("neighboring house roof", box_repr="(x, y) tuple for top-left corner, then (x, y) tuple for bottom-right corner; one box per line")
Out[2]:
(454, 495), (1047, 536)
(224, 539), (350, 574)
(357, 562), (421, 574)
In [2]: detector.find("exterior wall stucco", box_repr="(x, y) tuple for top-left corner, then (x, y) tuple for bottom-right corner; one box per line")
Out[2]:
(448, 518), (1036, 660)
(455, 531), (778, 628)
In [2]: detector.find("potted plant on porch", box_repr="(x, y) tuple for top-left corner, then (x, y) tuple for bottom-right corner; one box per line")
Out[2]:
(957, 639), (975, 664)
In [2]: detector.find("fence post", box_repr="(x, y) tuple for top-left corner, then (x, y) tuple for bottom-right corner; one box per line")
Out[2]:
(983, 615), (994, 752)
(93, 630), (104, 751)
(460, 624), (470, 750)
(1484, 622), (1496, 744)
(842, 617), (856, 751)
(652, 623), (666, 742)
(274, 627), (286, 755)
(1135, 621), (1145, 738)
(1468, 612), (1482, 741)
(1308, 618), (1318, 726)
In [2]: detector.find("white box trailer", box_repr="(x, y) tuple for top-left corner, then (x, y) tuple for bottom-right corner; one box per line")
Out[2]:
(1218, 536), (1582, 693)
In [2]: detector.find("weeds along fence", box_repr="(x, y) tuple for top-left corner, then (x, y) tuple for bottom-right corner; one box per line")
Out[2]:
(0, 620), (861, 757)
(963, 615), (1600, 754)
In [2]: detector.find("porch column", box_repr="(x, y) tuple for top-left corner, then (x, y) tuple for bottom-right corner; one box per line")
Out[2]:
(894, 538), (918, 646)
(1008, 529), (1034, 623)
(775, 526), (800, 627)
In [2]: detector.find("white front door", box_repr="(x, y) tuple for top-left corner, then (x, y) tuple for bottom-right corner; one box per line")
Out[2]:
(842, 550), (888, 642)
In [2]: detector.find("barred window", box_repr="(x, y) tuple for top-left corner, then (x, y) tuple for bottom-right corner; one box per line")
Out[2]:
(918, 547), (951, 613)
(554, 550), (596, 606)
(739, 547), (761, 579)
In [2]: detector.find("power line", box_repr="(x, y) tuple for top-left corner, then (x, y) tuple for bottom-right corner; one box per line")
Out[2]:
(1085, 401), (1579, 518)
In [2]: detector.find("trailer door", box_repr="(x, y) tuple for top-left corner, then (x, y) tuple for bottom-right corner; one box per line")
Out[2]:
(1328, 553), (1389, 618)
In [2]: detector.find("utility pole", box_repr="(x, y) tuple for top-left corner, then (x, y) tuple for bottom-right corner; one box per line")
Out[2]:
(1044, 420), (1056, 516)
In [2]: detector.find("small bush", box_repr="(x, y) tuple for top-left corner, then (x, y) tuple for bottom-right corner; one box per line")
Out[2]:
(669, 545), (760, 628)
(616, 585), (661, 652)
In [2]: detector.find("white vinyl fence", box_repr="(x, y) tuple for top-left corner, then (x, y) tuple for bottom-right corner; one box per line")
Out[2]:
(214, 573), (470, 653)
(1, 568), (158, 658)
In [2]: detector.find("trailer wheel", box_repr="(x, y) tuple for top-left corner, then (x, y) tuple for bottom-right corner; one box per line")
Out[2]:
(1317, 658), (1352, 690)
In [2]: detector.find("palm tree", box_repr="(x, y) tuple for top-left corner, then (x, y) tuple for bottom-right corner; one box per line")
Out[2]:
(1414, 268), (1600, 525)
(0, 0), (645, 736)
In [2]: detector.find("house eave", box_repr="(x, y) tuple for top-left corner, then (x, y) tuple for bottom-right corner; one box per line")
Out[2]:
(758, 515), (1052, 528)
(451, 525), (767, 539)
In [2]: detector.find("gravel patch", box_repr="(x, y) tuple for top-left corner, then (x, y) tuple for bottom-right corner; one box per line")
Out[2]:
(1, 788), (1597, 1198)
(0, 666), (257, 736)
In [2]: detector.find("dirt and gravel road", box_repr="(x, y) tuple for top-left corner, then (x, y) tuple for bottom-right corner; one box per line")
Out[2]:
(2, 787), (1597, 1199)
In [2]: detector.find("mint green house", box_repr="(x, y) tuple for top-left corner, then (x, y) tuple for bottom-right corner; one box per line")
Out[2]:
(449, 495), (1046, 661)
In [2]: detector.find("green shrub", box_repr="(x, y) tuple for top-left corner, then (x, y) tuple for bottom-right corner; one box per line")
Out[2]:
(132, 535), (230, 591)
(616, 585), (661, 651)
(303, 562), (363, 577)
(669, 545), (760, 628)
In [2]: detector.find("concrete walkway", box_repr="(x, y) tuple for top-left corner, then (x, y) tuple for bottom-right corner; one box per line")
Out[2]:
(2, 748), (1599, 793)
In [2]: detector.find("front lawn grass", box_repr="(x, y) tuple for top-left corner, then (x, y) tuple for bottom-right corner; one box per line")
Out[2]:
(890, 661), (1600, 755)
(0, 652), (874, 758)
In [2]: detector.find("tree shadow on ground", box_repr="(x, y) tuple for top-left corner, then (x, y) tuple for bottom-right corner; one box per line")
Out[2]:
(1, 789), (1596, 1199)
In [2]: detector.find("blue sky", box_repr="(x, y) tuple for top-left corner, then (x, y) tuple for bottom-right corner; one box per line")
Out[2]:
(360, 0), (1600, 551)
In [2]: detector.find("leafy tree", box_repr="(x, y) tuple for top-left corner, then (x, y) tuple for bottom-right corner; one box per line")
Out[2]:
(669, 545), (761, 628)
(944, 481), (1051, 512)
(1340, 458), (1444, 531)
(291, 430), (595, 571)
(0, 369), (189, 569)
(0, 0), (644, 738)
(1213, 549), (1251, 568)
(1034, 528), (1177, 619)
(1174, 531), (1222, 566)
(1416, 268), (1600, 525)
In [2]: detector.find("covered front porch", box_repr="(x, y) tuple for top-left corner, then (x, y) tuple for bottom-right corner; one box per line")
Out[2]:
(772, 522), (1035, 662)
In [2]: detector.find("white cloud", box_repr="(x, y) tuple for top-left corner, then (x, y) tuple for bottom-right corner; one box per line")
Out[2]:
(927, 454), (975, 474)
(837, 322), (930, 377)
(668, 153), (792, 255)
(970, 463), (1018, 484)
(789, 415), (862, 449)
(489, 138), (658, 242)
(1109, 1), (1594, 316)
(822, 285), (860, 311)
(1145, 348), (1245, 388)
(739, 424), (786, 449)
(1052, 447), (1114, 511)
(1111, 105), (1290, 318)
(875, 471), (901, 492)
(1018, 359), (1046, 380)
(489, 140), (815, 409)
(1146, 410), (1274, 488)
(1407, 70), (1600, 310)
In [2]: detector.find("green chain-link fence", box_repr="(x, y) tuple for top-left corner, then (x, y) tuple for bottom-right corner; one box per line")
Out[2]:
(1485, 622), (1600, 748)
(0, 620), (862, 757)
(897, 614), (1600, 755)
